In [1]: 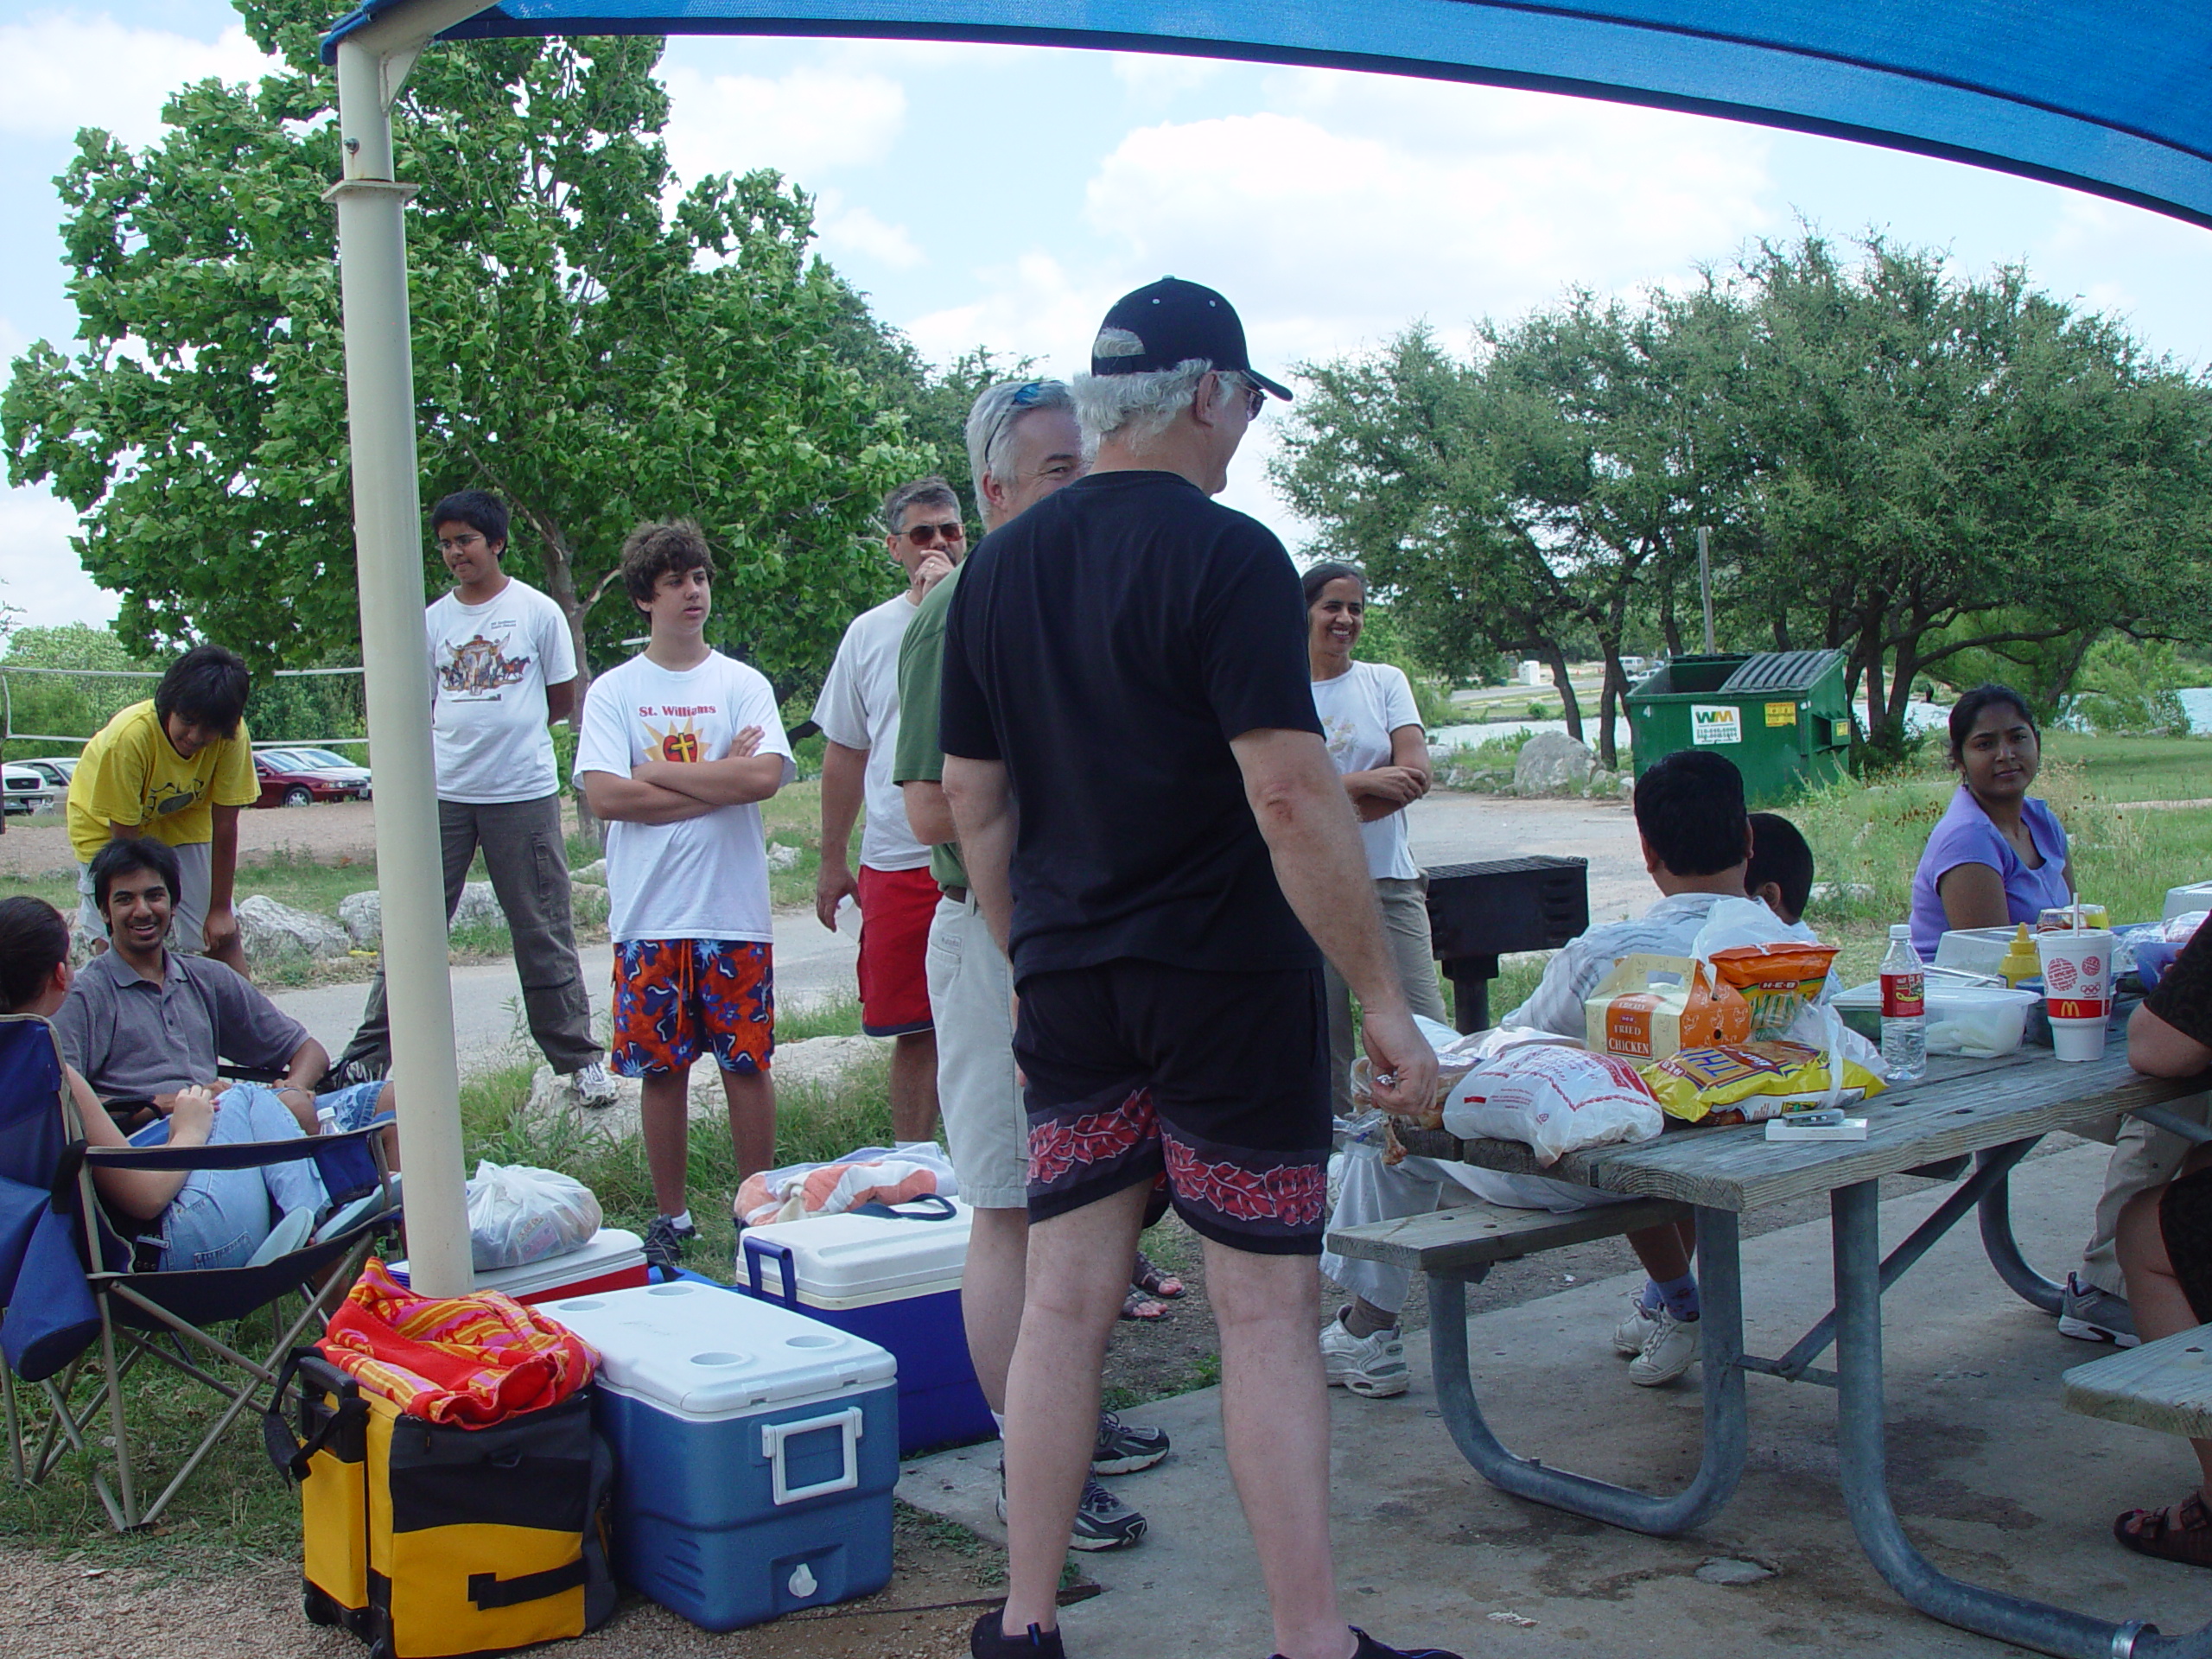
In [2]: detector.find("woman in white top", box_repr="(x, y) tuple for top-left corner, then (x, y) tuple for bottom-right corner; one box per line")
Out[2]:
(1304, 563), (1450, 1115)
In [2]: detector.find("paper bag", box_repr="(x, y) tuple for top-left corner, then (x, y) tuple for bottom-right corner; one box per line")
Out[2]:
(1584, 954), (1751, 1062)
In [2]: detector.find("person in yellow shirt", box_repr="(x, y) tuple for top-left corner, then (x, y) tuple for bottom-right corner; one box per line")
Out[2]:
(67, 645), (257, 975)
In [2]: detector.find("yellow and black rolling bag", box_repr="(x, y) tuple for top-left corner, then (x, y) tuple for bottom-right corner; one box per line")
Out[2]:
(265, 1350), (615, 1658)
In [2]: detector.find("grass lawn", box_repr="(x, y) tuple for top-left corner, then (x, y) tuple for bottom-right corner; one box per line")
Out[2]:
(2043, 733), (2212, 803)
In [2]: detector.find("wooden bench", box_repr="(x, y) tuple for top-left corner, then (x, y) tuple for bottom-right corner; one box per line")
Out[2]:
(2064, 1323), (2212, 1440)
(1326, 1192), (1693, 1279)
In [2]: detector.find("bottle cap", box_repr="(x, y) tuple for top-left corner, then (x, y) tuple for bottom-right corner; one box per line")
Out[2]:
(1889, 924), (1910, 940)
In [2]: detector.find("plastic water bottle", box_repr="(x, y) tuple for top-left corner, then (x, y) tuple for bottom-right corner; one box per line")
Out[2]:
(1879, 924), (1928, 1084)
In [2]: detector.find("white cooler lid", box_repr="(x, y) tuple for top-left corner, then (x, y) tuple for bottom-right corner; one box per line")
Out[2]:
(540, 1281), (895, 1417)
(739, 1199), (973, 1306)
(389, 1227), (645, 1294)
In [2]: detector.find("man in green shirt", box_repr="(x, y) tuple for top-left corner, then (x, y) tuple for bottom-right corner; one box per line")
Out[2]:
(893, 379), (1167, 1553)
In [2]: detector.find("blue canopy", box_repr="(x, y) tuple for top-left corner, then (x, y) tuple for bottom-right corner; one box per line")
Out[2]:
(323, 1), (2212, 231)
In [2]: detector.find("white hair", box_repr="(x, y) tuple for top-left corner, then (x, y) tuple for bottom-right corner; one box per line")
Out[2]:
(1071, 359), (1222, 449)
(963, 379), (1076, 522)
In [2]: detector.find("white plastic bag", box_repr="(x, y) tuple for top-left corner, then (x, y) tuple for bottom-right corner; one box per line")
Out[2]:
(466, 1160), (603, 1271)
(1440, 1045), (1663, 1166)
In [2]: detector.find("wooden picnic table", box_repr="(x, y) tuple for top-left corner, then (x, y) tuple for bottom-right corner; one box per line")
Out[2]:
(1341, 1045), (2212, 1659)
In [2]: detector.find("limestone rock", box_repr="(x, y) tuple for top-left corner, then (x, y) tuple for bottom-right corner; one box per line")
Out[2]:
(238, 894), (350, 965)
(1808, 880), (1877, 908)
(338, 888), (382, 946)
(1514, 733), (1600, 794)
(573, 858), (607, 884)
(570, 882), (611, 927)
(766, 842), (802, 873)
(450, 881), (503, 930)
(1694, 1557), (1776, 1586)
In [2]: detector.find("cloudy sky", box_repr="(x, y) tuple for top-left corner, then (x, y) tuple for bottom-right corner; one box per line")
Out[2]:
(6, 1), (2212, 635)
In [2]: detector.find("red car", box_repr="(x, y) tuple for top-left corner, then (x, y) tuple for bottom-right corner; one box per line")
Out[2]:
(252, 747), (373, 808)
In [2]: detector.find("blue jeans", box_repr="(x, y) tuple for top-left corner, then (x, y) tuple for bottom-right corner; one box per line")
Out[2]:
(151, 1084), (386, 1271)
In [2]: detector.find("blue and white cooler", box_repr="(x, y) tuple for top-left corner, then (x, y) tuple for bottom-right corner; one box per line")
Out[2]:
(738, 1198), (995, 1453)
(540, 1279), (898, 1630)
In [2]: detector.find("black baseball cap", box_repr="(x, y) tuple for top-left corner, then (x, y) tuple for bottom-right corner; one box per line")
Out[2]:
(1090, 277), (1292, 401)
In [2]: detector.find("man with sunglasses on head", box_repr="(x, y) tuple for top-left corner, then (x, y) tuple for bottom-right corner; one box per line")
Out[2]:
(942, 279), (1452, 1659)
(812, 476), (967, 1141)
(327, 488), (615, 1107)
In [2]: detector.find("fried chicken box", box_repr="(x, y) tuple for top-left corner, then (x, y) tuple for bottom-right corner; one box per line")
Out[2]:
(1584, 955), (1752, 1062)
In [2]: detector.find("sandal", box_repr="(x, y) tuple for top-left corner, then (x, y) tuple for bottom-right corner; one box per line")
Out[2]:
(1120, 1288), (1169, 1321)
(2115, 1491), (2212, 1568)
(1131, 1251), (1185, 1300)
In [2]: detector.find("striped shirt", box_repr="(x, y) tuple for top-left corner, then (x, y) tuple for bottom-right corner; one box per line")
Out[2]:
(1503, 891), (1753, 1039)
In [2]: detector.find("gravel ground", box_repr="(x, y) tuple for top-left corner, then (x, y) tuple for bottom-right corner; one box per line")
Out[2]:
(0, 800), (385, 878)
(0, 1509), (1008, 1659)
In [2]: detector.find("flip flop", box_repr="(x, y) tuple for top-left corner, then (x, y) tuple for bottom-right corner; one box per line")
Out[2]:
(1132, 1251), (1185, 1300)
(2115, 1491), (2212, 1569)
(1120, 1288), (1169, 1321)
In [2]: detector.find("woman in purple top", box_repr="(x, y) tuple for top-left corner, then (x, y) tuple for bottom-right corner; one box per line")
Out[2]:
(1907, 683), (2074, 959)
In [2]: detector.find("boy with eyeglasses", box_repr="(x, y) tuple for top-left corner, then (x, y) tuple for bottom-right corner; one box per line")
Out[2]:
(328, 488), (615, 1107)
(812, 476), (967, 1141)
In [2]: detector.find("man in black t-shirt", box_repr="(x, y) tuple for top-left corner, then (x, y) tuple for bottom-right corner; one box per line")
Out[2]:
(943, 279), (1450, 1659)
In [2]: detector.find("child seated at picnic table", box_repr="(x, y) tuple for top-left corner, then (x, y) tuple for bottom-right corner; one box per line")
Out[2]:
(2105, 921), (2212, 1567)
(1320, 754), (1818, 1395)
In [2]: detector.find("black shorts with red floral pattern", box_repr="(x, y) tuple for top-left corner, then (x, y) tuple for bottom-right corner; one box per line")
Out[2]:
(1014, 960), (1332, 1255)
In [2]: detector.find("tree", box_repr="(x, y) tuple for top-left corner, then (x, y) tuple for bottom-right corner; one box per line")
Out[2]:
(0, 622), (159, 746)
(4, 0), (936, 731)
(1721, 235), (2212, 747)
(1274, 287), (1751, 767)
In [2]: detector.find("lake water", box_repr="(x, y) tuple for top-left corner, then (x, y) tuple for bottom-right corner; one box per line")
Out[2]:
(1434, 689), (2212, 757)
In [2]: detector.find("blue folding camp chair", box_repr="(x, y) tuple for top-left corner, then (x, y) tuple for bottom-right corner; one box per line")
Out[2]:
(0, 1014), (401, 1529)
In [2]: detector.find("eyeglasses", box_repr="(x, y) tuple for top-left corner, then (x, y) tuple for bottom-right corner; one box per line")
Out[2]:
(435, 532), (487, 554)
(899, 520), (967, 548)
(1223, 372), (1266, 420)
(981, 380), (1055, 485)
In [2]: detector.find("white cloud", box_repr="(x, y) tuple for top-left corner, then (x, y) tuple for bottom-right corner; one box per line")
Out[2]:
(1083, 91), (1773, 366)
(1110, 51), (1227, 101)
(817, 204), (925, 270)
(0, 13), (275, 149)
(0, 486), (116, 632)
(660, 63), (908, 188)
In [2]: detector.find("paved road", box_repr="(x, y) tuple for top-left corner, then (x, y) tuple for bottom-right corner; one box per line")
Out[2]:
(270, 901), (862, 1076)
(268, 789), (1646, 1074)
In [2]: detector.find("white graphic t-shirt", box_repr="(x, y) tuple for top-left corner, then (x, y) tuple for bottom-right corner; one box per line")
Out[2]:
(573, 652), (795, 944)
(425, 579), (578, 803)
(1310, 659), (1423, 880)
(810, 590), (931, 873)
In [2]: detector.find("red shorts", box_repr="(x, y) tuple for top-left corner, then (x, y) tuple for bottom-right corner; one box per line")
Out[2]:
(611, 939), (774, 1076)
(855, 865), (938, 1037)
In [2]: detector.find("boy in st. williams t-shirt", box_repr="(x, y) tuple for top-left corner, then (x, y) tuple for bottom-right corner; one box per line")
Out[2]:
(573, 519), (795, 1271)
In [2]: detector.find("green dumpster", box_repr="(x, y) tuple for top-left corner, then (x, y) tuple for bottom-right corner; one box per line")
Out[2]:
(1626, 649), (1853, 800)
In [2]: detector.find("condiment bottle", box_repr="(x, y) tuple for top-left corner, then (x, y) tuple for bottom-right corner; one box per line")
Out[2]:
(1999, 924), (2039, 988)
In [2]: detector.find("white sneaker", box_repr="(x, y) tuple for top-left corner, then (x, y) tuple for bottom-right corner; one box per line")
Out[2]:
(1611, 1295), (1658, 1357)
(570, 1060), (619, 1109)
(1319, 1311), (1410, 1398)
(1627, 1306), (1700, 1387)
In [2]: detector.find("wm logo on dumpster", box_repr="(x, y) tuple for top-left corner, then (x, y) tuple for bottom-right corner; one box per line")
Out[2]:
(1690, 704), (1743, 746)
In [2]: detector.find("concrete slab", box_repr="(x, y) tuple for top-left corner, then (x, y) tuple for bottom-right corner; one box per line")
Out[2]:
(899, 1143), (2212, 1657)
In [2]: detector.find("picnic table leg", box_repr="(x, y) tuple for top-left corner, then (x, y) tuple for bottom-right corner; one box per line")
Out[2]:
(1833, 1178), (2212, 1659)
(1425, 1205), (1746, 1536)
(1976, 1141), (2066, 1315)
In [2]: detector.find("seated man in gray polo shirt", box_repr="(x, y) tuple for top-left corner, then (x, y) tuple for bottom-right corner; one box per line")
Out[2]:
(54, 837), (390, 1141)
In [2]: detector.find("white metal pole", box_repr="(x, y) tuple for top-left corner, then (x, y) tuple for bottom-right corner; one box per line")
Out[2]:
(330, 37), (472, 1296)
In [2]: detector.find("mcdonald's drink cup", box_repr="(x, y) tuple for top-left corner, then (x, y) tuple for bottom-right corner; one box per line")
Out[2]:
(2035, 928), (2115, 1062)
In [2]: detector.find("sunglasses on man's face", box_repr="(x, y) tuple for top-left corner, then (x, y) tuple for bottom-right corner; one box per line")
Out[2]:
(900, 520), (967, 548)
(1226, 373), (1266, 420)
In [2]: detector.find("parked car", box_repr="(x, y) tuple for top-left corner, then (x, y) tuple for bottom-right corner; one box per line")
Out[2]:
(12, 755), (78, 791)
(2, 763), (62, 816)
(253, 747), (372, 808)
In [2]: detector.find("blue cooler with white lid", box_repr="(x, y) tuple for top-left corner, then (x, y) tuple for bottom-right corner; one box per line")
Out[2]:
(738, 1197), (995, 1453)
(540, 1279), (897, 1630)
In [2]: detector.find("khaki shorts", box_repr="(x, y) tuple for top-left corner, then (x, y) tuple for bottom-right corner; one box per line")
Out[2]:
(77, 839), (213, 955)
(926, 893), (1027, 1210)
